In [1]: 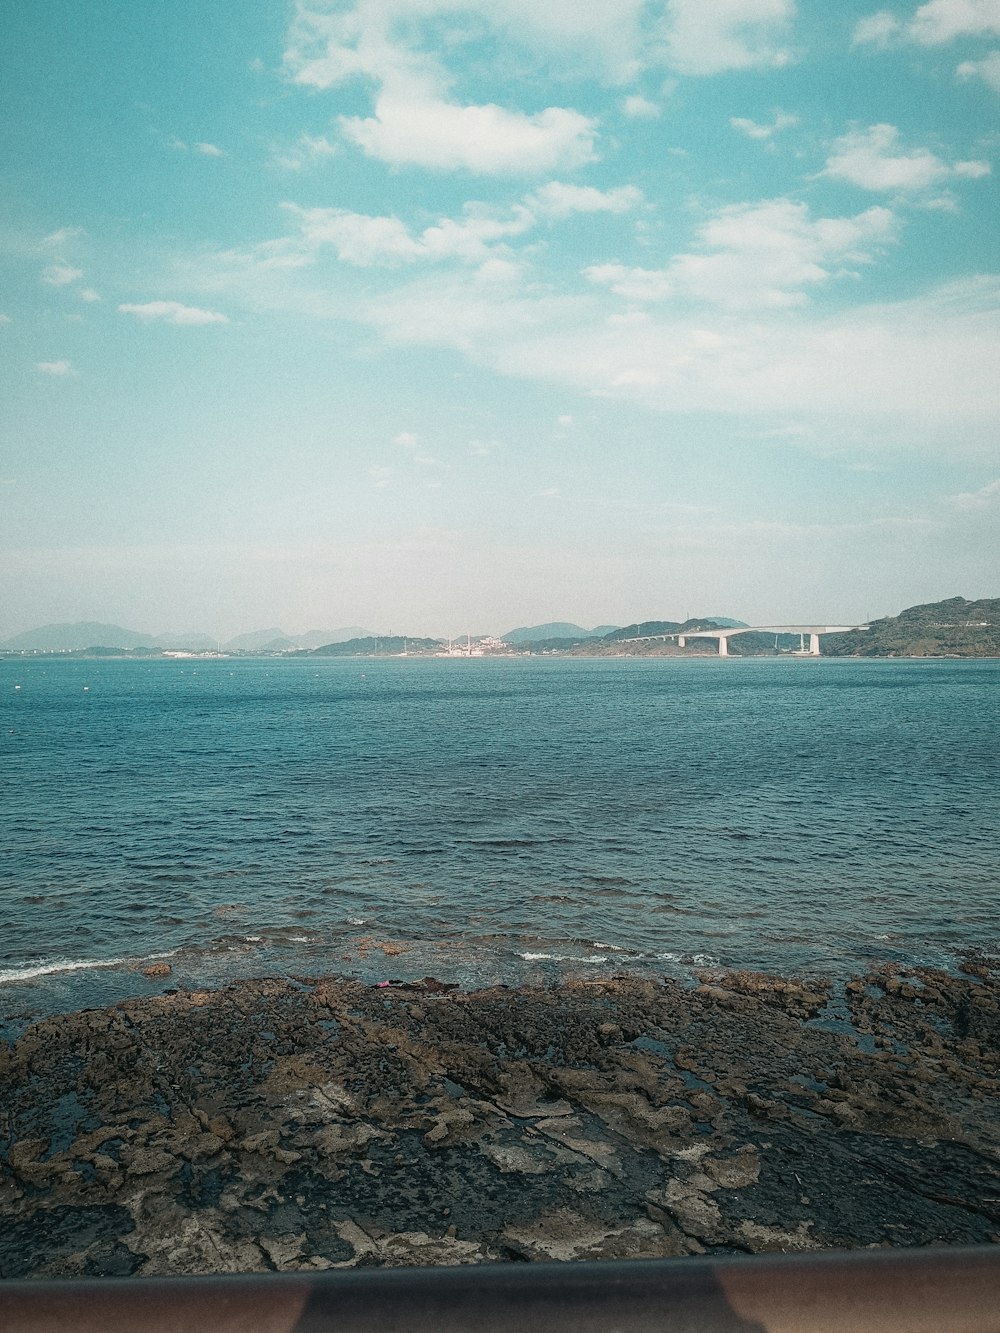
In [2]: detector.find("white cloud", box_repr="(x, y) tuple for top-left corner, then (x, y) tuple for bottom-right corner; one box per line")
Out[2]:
(854, 0), (1000, 45)
(393, 431), (419, 447)
(586, 264), (674, 302)
(0, 313), (11, 324)
(272, 185), (637, 272)
(40, 227), (84, 250)
(118, 300), (229, 325)
(288, 207), (423, 265)
(824, 124), (990, 191)
(853, 11), (902, 45)
(41, 264), (83, 287)
(661, 0), (797, 76)
(35, 359), (75, 376)
(341, 95), (597, 175)
(730, 111), (798, 140)
(957, 48), (1000, 87)
(285, 0), (647, 91)
(470, 277), (1000, 449)
(274, 133), (338, 170)
(586, 197), (897, 310)
(954, 158), (992, 176)
(78, 288), (101, 303)
(282, 200), (534, 266)
(527, 181), (643, 217)
(622, 95), (660, 118)
(908, 0), (1000, 44)
(369, 465), (394, 488)
(947, 477), (1000, 508)
(284, 3), (608, 174)
(195, 142), (225, 157)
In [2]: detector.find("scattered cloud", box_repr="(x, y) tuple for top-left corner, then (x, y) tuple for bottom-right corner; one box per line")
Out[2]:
(167, 138), (226, 156)
(340, 96), (597, 175)
(823, 124), (990, 192)
(281, 200), (534, 267)
(0, 313), (11, 324)
(854, 1), (1000, 46)
(250, 183), (638, 276)
(585, 197), (897, 310)
(527, 181), (643, 217)
(947, 477), (1000, 508)
(393, 431), (419, 447)
(661, 0), (797, 76)
(730, 111), (799, 140)
(78, 288), (101, 303)
(852, 11), (903, 46)
(40, 227), (84, 250)
(41, 264), (83, 287)
(369, 465), (394, 488)
(282, 3), (608, 175)
(622, 95), (660, 119)
(273, 133), (338, 171)
(284, 0), (647, 92)
(35, 359), (76, 376)
(118, 300), (229, 325)
(908, 0), (1000, 45)
(957, 48), (1000, 88)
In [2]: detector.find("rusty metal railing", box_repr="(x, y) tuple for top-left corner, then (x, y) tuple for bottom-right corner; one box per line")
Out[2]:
(2, 1245), (999, 1333)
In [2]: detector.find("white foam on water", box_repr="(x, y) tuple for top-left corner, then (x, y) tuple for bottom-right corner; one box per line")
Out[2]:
(519, 951), (609, 964)
(0, 957), (125, 984)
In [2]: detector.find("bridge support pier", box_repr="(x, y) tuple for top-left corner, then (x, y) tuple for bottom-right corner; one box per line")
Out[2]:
(678, 635), (686, 648)
(718, 636), (729, 656)
(810, 633), (821, 656)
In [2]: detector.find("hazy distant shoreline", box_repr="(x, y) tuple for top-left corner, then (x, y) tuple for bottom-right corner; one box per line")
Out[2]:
(4, 595), (998, 658)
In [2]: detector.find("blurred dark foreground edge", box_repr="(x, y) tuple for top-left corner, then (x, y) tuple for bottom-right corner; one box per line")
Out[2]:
(2, 1245), (999, 1333)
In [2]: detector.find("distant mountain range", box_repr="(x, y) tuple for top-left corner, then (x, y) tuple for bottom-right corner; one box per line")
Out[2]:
(1, 622), (159, 652)
(0, 622), (371, 653)
(501, 622), (620, 645)
(6, 600), (993, 658)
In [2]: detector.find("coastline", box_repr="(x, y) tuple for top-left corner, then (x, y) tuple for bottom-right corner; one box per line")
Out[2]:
(2, 961), (998, 1278)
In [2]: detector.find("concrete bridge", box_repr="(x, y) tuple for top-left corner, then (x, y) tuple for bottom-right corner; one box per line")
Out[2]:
(619, 624), (868, 656)
(675, 625), (867, 656)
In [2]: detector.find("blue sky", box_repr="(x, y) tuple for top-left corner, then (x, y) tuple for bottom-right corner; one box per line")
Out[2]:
(2, 0), (999, 637)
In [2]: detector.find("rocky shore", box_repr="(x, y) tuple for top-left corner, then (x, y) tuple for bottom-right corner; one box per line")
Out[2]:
(2, 960), (998, 1279)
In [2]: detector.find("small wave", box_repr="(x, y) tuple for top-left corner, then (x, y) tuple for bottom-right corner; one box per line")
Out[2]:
(0, 957), (124, 984)
(655, 951), (720, 967)
(518, 951), (609, 964)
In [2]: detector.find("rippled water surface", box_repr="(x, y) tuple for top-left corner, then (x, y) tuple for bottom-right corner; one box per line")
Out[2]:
(2, 655), (998, 1013)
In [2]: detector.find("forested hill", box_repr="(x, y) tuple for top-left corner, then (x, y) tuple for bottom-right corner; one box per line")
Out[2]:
(823, 597), (1000, 657)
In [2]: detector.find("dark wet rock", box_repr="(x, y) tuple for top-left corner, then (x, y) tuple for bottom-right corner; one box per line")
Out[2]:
(1, 968), (998, 1277)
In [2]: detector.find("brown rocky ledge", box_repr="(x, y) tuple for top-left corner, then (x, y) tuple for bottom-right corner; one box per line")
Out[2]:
(1, 963), (998, 1279)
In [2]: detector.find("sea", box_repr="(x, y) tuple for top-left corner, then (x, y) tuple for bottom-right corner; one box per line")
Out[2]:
(2, 655), (998, 1027)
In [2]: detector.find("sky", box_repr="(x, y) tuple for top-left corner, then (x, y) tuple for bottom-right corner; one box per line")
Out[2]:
(1, 0), (999, 638)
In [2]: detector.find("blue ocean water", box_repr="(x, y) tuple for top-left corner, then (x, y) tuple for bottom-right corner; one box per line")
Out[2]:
(1, 655), (998, 1017)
